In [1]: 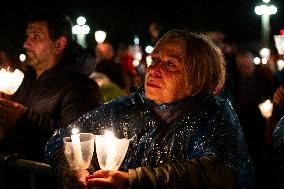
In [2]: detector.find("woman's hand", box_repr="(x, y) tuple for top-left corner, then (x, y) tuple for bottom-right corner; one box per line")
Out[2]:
(86, 170), (129, 189)
(62, 168), (90, 189)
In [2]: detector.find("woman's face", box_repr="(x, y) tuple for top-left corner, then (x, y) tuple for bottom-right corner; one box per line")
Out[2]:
(144, 39), (190, 104)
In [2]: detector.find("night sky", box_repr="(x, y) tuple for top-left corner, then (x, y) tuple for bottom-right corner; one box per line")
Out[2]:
(0, 0), (283, 55)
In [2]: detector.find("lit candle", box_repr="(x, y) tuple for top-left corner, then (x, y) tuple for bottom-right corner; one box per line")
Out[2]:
(105, 130), (117, 170)
(258, 99), (273, 119)
(0, 68), (24, 95)
(71, 128), (83, 167)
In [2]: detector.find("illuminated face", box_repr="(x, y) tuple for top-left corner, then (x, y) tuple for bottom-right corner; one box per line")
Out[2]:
(23, 21), (57, 70)
(144, 39), (190, 104)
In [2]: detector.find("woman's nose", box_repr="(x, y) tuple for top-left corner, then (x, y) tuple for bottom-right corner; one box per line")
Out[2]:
(148, 63), (162, 77)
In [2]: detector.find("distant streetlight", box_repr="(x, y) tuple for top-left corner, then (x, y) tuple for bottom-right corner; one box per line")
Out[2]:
(72, 16), (90, 48)
(254, 0), (277, 48)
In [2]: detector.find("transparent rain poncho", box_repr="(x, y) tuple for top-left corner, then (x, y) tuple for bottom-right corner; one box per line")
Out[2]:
(45, 86), (254, 188)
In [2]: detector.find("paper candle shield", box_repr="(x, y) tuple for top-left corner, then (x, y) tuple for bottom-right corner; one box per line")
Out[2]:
(95, 134), (129, 170)
(64, 133), (95, 170)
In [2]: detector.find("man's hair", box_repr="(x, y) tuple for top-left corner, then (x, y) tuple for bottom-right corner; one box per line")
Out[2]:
(27, 9), (74, 43)
(154, 29), (226, 96)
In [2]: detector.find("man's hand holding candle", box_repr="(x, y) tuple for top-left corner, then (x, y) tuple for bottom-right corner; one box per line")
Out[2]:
(0, 67), (25, 132)
(0, 92), (11, 100)
(0, 98), (27, 128)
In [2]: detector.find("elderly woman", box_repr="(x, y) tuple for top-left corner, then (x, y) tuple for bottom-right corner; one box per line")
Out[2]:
(45, 29), (254, 189)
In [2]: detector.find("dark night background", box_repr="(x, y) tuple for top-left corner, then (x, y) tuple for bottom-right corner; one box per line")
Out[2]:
(0, 0), (283, 56)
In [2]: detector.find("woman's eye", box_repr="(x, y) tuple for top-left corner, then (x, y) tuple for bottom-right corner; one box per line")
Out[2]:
(166, 61), (175, 67)
(151, 57), (159, 63)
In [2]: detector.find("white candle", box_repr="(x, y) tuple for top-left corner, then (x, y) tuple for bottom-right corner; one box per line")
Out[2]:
(105, 131), (116, 170)
(71, 128), (83, 167)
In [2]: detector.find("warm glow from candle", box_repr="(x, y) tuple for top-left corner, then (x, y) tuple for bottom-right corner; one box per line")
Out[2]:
(72, 128), (79, 135)
(104, 130), (115, 138)
(0, 68), (24, 95)
(258, 99), (273, 118)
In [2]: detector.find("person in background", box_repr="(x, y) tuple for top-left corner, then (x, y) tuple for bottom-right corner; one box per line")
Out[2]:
(147, 21), (165, 47)
(94, 42), (127, 90)
(0, 9), (102, 189)
(89, 71), (127, 103)
(230, 50), (275, 189)
(45, 29), (254, 189)
(115, 43), (138, 93)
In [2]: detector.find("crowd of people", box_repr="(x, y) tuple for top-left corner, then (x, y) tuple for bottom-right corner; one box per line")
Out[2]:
(1, 9), (284, 189)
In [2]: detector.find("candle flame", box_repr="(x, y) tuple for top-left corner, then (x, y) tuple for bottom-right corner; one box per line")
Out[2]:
(104, 130), (115, 138)
(72, 128), (80, 135)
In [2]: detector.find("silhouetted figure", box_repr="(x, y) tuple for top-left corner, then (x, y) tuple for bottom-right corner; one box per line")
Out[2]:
(94, 42), (127, 90)
(231, 50), (274, 189)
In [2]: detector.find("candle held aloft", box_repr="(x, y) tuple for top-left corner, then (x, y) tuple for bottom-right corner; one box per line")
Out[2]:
(71, 128), (83, 167)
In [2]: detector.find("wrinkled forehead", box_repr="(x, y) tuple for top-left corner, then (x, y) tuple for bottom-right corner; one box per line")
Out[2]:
(151, 37), (187, 60)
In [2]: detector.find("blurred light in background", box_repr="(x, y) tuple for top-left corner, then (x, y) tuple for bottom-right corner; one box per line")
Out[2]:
(134, 35), (140, 45)
(259, 47), (270, 59)
(72, 16), (90, 48)
(254, 57), (261, 65)
(254, 4), (277, 15)
(277, 59), (284, 71)
(19, 54), (26, 62)
(261, 58), (268, 64)
(145, 45), (154, 54)
(146, 55), (152, 67)
(94, 30), (107, 44)
(254, 0), (277, 48)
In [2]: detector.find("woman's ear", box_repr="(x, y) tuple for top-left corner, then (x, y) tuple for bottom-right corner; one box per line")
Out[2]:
(55, 36), (67, 53)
